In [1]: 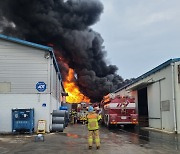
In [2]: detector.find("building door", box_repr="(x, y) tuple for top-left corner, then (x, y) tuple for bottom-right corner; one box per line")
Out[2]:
(138, 87), (149, 127)
(148, 83), (161, 129)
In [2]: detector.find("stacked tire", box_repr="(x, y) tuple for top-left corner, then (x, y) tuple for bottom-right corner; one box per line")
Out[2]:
(52, 110), (68, 132)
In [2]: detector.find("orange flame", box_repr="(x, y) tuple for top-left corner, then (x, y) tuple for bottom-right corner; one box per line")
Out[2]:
(64, 68), (90, 103)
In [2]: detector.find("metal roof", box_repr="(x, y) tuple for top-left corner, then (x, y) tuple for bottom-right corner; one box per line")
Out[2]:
(0, 34), (52, 51)
(114, 58), (180, 93)
(0, 34), (62, 81)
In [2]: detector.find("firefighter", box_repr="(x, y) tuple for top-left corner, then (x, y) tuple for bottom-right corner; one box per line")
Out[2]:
(86, 106), (101, 150)
(94, 107), (102, 124)
(70, 109), (77, 124)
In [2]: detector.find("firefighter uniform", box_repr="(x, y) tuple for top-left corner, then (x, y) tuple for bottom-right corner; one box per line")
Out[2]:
(87, 106), (101, 149)
(70, 110), (77, 124)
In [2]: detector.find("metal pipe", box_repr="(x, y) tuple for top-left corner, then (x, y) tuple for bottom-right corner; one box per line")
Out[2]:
(52, 110), (66, 117)
(52, 124), (64, 132)
(159, 81), (162, 129)
(49, 56), (53, 129)
(52, 117), (65, 124)
(171, 63), (177, 133)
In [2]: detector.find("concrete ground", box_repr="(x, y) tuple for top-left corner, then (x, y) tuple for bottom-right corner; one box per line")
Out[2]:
(0, 124), (180, 154)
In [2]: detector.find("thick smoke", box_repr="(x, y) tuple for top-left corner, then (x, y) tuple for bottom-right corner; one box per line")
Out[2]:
(0, 0), (128, 102)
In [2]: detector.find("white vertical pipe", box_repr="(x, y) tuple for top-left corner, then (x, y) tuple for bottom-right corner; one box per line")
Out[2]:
(49, 55), (53, 131)
(159, 81), (162, 129)
(171, 63), (177, 133)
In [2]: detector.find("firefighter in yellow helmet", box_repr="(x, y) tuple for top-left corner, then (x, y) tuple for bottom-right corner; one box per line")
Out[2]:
(86, 106), (101, 150)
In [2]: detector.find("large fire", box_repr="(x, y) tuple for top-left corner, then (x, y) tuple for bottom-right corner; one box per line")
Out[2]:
(64, 68), (90, 103)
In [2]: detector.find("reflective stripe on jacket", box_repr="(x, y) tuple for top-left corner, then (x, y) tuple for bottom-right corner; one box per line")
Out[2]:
(87, 112), (99, 130)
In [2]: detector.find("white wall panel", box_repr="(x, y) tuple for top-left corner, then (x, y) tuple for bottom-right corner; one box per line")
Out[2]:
(0, 94), (52, 132)
(0, 38), (63, 133)
(0, 39), (50, 94)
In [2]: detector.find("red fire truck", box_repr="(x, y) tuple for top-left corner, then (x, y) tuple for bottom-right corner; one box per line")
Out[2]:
(101, 93), (138, 128)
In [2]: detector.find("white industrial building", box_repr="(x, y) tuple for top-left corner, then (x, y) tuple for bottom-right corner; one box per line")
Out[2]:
(114, 58), (180, 134)
(0, 34), (65, 133)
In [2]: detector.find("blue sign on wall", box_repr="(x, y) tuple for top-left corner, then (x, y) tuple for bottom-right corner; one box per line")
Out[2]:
(42, 103), (46, 107)
(36, 82), (46, 92)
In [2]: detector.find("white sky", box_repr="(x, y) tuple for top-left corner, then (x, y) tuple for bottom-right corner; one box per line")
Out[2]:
(92, 0), (180, 79)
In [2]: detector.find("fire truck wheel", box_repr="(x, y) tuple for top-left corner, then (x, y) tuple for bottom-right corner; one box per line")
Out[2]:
(106, 115), (113, 129)
(107, 123), (113, 129)
(104, 115), (108, 126)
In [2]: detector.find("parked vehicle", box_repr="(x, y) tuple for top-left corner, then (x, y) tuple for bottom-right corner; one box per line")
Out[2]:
(100, 93), (138, 128)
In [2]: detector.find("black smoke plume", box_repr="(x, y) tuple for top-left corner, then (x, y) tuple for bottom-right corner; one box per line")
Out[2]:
(0, 0), (129, 102)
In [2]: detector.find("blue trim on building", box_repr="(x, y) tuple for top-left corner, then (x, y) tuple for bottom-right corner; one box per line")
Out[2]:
(114, 58), (180, 93)
(0, 34), (52, 51)
(0, 34), (62, 81)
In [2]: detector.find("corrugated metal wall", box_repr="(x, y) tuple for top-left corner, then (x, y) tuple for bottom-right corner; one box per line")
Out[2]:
(0, 39), (49, 93)
(0, 38), (63, 132)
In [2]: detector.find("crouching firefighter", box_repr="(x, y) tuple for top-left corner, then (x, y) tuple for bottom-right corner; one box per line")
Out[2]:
(87, 106), (101, 150)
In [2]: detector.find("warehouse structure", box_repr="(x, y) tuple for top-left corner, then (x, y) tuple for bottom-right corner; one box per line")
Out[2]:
(114, 58), (180, 134)
(0, 34), (65, 133)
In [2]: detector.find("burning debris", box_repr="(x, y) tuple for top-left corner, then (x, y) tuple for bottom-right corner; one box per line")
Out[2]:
(0, 0), (127, 102)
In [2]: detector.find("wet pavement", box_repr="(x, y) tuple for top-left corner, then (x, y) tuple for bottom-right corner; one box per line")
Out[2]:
(0, 124), (180, 154)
